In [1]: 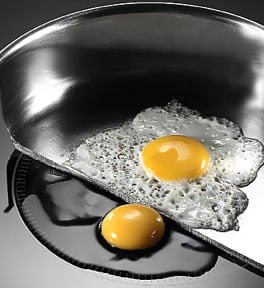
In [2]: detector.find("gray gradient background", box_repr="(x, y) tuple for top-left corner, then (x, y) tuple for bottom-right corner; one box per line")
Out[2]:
(1, 0), (264, 287)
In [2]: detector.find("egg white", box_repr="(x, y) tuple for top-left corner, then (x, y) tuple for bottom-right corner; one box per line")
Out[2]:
(65, 100), (264, 231)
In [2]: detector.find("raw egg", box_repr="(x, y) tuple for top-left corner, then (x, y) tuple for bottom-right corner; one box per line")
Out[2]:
(100, 204), (165, 250)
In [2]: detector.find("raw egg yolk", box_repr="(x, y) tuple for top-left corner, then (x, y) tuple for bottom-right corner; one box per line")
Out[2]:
(141, 135), (209, 181)
(101, 204), (165, 250)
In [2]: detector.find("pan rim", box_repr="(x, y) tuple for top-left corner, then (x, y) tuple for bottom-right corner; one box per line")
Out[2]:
(0, 1), (264, 65)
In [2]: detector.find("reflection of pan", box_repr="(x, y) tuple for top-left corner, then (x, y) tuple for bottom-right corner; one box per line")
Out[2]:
(1, 2), (264, 277)
(9, 150), (218, 279)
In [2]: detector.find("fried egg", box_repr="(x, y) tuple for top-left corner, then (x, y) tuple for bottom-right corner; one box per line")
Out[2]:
(65, 100), (264, 232)
(141, 135), (210, 181)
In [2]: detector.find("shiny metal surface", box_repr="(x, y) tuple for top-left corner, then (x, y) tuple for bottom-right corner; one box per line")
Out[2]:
(1, 1), (264, 275)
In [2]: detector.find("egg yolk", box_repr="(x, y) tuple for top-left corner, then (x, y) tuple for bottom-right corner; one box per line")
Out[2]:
(100, 204), (165, 250)
(141, 135), (210, 181)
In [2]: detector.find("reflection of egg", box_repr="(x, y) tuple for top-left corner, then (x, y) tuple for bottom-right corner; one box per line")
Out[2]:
(66, 100), (264, 232)
(100, 204), (165, 250)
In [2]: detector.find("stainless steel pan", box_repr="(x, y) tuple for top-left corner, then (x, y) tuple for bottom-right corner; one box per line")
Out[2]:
(1, 1), (264, 274)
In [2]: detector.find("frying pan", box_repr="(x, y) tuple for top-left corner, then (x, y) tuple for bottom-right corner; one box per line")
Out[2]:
(1, 1), (264, 278)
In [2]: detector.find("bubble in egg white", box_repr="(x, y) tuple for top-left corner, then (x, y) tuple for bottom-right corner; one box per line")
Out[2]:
(65, 100), (264, 231)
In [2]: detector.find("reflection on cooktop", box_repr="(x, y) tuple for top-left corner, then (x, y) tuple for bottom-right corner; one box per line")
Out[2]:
(8, 150), (219, 279)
